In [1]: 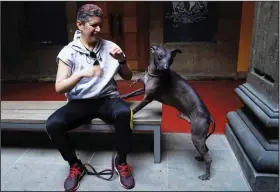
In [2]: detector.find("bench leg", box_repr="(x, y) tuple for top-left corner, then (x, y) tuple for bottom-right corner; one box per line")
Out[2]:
(154, 126), (161, 163)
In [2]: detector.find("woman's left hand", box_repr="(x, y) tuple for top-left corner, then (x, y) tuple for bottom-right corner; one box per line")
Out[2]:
(110, 45), (126, 63)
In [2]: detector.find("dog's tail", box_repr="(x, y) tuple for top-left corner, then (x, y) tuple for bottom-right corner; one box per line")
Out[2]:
(120, 88), (145, 99)
(206, 116), (215, 140)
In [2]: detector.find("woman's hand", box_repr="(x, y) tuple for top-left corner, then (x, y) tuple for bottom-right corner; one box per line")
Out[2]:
(81, 65), (103, 78)
(109, 45), (126, 62)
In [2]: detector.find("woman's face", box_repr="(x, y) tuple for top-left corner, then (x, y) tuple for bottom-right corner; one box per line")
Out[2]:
(77, 16), (102, 43)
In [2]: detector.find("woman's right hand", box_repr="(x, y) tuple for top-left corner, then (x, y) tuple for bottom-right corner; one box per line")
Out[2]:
(81, 65), (104, 78)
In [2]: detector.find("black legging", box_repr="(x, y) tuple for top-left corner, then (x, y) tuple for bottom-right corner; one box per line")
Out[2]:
(45, 96), (133, 165)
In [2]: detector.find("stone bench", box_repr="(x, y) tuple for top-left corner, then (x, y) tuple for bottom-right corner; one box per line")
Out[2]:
(1, 101), (162, 163)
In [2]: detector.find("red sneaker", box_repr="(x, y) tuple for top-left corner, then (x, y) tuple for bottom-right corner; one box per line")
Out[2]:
(114, 157), (135, 189)
(64, 162), (87, 191)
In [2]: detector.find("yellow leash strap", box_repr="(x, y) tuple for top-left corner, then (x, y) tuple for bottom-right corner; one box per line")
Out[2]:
(130, 107), (134, 130)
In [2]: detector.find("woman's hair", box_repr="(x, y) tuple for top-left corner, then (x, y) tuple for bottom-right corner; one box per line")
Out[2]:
(77, 4), (103, 23)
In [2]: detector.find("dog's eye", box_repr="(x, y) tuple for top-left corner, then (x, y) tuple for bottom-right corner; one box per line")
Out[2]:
(158, 54), (163, 59)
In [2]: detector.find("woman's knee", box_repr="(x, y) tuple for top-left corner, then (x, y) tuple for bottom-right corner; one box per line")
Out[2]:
(45, 114), (66, 133)
(114, 104), (131, 121)
(114, 103), (134, 132)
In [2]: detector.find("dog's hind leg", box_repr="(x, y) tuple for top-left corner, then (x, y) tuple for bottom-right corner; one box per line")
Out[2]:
(191, 118), (212, 180)
(194, 144), (209, 161)
(192, 135), (212, 180)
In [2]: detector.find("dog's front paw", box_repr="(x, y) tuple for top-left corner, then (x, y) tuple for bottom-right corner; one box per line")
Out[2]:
(198, 173), (210, 181)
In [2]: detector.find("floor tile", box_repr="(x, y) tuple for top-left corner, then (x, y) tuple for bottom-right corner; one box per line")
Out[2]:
(17, 148), (94, 165)
(1, 162), (68, 191)
(1, 147), (28, 177)
(167, 149), (240, 172)
(131, 166), (168, 191)
(168, 168), (250, 191)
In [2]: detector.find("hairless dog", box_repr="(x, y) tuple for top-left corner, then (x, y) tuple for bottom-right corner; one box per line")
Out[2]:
(120, 45), (215, 180)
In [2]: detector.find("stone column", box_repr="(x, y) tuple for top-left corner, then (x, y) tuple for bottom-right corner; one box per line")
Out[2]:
(225, 2), (279, 191)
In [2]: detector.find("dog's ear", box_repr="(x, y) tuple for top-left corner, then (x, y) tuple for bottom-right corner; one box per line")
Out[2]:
(150, 46), (158, 53)
(171, 49), (182, 57)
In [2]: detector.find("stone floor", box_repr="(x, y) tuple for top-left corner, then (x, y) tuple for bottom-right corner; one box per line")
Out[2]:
(1, 134), (251, 191)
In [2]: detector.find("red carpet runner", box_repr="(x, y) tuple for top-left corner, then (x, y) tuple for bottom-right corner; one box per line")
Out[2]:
(1, 80), (244, 133)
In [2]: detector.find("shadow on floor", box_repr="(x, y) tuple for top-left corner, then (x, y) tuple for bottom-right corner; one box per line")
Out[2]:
(1, 130), (155, 153)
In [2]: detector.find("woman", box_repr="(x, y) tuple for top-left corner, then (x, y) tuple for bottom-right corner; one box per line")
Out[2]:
(46, 4), (135, 191)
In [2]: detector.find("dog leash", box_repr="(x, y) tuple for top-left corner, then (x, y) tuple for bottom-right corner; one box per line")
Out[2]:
(129, 70), (147, 87)
(83, 150), (116, 181)
(81, 124), (116, 181)
(129, 65), (162, 87)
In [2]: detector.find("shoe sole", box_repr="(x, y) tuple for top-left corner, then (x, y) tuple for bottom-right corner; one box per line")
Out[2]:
(114, 166), (135, 190)
(65, 170), (87, 192)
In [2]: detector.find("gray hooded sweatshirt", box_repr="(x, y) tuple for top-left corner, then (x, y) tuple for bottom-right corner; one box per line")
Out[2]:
(56, 30), (120, 101)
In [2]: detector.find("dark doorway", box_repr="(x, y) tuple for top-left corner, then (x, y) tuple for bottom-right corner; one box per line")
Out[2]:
(23, 2), (68, 45)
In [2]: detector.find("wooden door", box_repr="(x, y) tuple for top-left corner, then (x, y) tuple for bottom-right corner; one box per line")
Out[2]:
(93, 2), (149, 71)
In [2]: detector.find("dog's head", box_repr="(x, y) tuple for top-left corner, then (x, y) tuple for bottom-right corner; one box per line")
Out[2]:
(150, 45), (182, 71)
